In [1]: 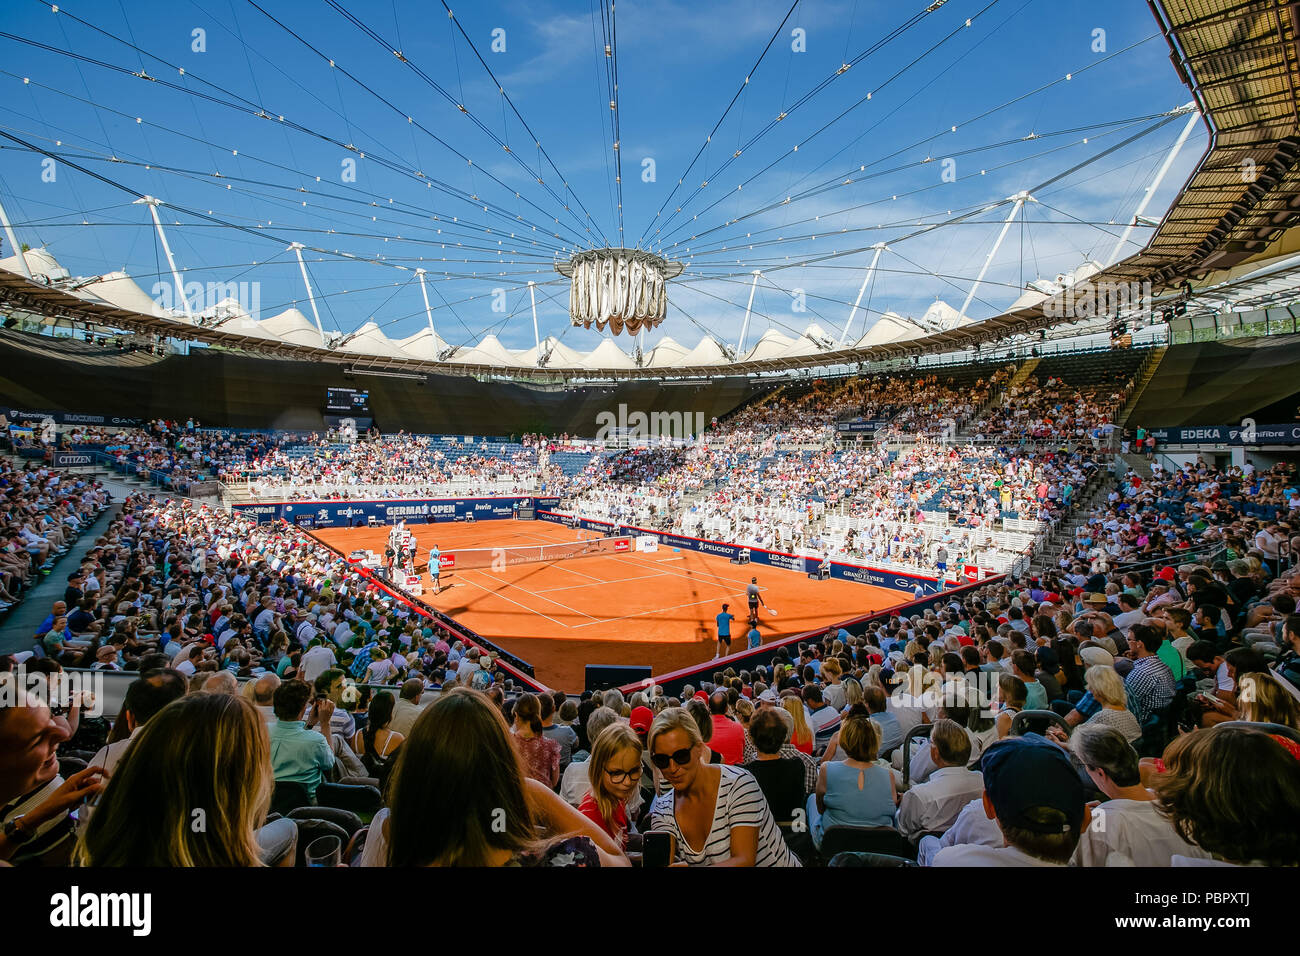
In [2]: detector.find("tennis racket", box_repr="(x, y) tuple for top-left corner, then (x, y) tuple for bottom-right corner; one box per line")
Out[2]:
(766, 606), (778, 617)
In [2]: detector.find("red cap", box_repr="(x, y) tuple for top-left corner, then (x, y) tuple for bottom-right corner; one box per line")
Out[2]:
(629, 706), (653, 734)
(1156, 566), (1176, 581)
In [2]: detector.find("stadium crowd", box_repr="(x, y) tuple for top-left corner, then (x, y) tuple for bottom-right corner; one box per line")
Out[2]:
(0, 462), (110, 618)
(4, 450), (1298, 867)
(224, 435), (539, 499)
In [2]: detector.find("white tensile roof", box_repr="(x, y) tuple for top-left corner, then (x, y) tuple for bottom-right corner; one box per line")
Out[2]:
(394, 326), (449, 361)
(0, 247), (69, 281)
(922, 299), (968, 329)
(743, 328), (796, 362)
(517, 336), (586, 368)
(0, 259), (1052, 374)
(258, 307), (322, 346)
(581, 337), (639, 369)
(646, 336), (690, 368)
(448, 333), (517, 366)
(859, 312), (924, 345)
(340, 321), (409, 359)
(80, 271), (173, 318)
(678, 336), (729, 366)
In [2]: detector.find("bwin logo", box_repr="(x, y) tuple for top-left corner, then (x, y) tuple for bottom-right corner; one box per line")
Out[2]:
(50, 886), (152, 936)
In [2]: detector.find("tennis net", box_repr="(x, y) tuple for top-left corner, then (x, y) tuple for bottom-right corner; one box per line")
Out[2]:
(436, 535), (632, 571)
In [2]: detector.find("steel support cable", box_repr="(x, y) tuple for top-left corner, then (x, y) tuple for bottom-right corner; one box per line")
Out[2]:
(37, 0), (578, 240)
(0, 134), (572, 256)
(648, 0), (990, 245)
(0, 21), (579, 245)
(246, 0), (590, 246)
(660, 31), (1162, 251)
(318, 0), (603, 247)
(435, 0), (610, 247)
(672, 112), (1176, 257)
(0, 80), (572, 255)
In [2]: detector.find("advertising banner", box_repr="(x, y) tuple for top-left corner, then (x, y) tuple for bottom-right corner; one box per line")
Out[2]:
(231, 495), (545, 526)
(1147, 422), (1300, 445)
(50, 451), (94, 468)
(536, 511), (943, 599)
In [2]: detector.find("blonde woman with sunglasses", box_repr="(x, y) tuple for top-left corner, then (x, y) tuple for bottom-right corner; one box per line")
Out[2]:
(644, 707), (799, 867)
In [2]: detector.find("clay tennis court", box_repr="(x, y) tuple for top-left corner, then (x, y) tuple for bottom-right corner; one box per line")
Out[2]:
(315, 519), (905, 690)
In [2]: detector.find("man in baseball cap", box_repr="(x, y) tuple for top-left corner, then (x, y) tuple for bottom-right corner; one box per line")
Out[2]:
(932, 735), (1085, 866)
(629, 706), (653, 737)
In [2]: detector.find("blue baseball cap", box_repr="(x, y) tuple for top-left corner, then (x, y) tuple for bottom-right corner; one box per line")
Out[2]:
(980, 734), (1085, 835)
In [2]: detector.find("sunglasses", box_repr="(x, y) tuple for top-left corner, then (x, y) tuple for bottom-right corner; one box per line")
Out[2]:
(651, 748), (693, 770)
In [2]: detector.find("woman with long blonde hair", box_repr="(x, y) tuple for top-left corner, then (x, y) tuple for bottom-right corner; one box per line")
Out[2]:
(368, 687), (627, 867)
(579, 722), (644, 850)
(782, 696), (814, 754)
(75, 693), (277, 866)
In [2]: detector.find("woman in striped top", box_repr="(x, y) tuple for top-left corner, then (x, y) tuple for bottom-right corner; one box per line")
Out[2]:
(646, 708), (800, 867)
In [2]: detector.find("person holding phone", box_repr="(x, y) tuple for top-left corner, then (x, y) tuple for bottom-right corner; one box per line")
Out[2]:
(645, 707), (799, 867)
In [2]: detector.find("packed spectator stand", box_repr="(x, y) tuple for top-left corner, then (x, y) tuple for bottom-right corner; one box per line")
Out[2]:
(3, 350), (1299, 868)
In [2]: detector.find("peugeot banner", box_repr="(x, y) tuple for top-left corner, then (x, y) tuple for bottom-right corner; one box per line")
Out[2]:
(535, 510), (943, 600)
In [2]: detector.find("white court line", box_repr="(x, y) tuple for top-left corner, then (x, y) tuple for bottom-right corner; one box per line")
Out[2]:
(547, 560), (615, 584)
(630, 553), (768, 592)
(535, 568), (675, 594)
(471, 569), (600, 621)
(453, 572), (573, 630)
(566, 591), (739, 629)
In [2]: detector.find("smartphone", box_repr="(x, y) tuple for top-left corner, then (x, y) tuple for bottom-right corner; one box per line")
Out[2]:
(642, 830), (674, 868)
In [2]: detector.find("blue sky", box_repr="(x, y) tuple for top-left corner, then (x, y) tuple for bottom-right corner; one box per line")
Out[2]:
(0, 0), (1203, 355)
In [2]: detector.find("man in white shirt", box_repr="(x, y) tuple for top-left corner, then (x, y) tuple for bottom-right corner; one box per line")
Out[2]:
(1068, 723), (1210, 866)
(251, 673), (281, 724)
(389, 678), (425, 737)
(299, 640), (337, 684)
(1112, 592), (1145, 635)
(897, 719), (984, 841)
(931, 735), (1085, 867)
(457, 647), (483, 684)
(1255, 523), (1281, 561)
(916, 795), (1003, 865)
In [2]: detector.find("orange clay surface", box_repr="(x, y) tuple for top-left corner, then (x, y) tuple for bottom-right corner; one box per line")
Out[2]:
(315, 520), (905, 691)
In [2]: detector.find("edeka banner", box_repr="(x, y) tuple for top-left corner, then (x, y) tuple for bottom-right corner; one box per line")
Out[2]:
(536, 511), (944, 600)
(50, 451), (94, 468)
(1148, 423), (1300, 445)
(231, 496), (545, 526)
